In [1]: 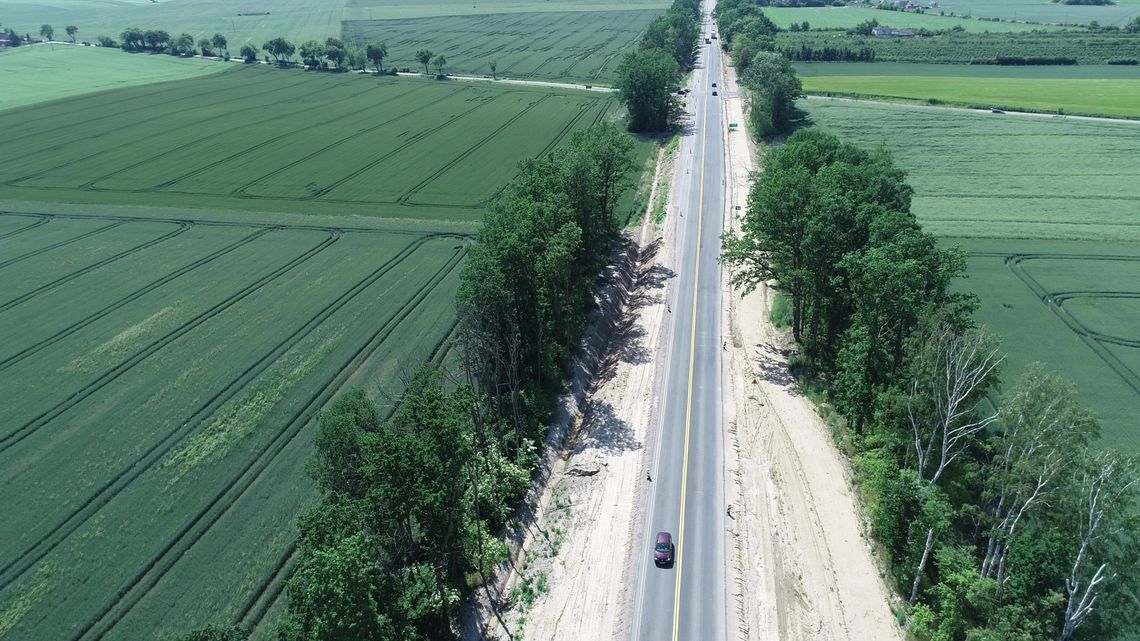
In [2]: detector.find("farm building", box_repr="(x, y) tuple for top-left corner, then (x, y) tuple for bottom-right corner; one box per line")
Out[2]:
(872, 26), (916, 36)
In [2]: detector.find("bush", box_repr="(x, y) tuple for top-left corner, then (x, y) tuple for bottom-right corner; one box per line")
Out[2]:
(770, 292), (793, 328)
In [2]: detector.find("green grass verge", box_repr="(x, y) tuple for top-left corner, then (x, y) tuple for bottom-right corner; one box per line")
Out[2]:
(0, 44), (224, 112)
(801, 74), (1140, 119)
(343, 9), (661, 84)
(762, 6), (1067, 31)
(802, 97), (1140, 451)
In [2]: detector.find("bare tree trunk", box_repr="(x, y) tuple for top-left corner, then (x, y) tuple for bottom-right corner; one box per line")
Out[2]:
(909, 527), (935, 605)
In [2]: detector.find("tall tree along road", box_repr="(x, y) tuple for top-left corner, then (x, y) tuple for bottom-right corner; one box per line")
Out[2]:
(631, 3), (729, 641)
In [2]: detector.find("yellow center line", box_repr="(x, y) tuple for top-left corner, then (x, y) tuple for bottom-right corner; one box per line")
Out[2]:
(671, 41), (711, 641)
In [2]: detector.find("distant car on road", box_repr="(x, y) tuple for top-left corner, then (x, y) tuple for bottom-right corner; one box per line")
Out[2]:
(991, 107), (1005, 114)
(712, 82), (717, 87)
(654, 532), (675, 567)
(711, 90), (718, 96)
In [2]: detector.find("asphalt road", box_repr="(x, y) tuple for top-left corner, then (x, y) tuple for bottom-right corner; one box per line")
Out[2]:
(630, 6), (729, 641)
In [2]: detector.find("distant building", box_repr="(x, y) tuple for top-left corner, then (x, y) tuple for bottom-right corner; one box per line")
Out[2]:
(0, 34), (12, 48)
(872, 26), (916, 37)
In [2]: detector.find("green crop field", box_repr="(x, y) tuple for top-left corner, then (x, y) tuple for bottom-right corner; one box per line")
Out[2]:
(795, 63), (1140, 118)
(932, 0), (1140, 26)
(0, 65), (636, 222)
(0, 207), (465, 641)
(0, 0), (349, 49)
(0, 45), (225, 112)
(802, 98), (1140, 449)
(343, 9), (662, 84)
(774, 30), (1140, 64)
(0, 59), (651, 639)
(762, 6), (1066, 32)
(341, 0), (670, 20)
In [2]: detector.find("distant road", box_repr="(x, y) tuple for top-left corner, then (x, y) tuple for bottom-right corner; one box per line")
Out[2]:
(804, 94), (1140, 125)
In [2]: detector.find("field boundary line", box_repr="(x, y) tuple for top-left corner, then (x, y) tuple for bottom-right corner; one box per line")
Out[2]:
(0, 231), (338, 453)
(0, 221), (191, 314)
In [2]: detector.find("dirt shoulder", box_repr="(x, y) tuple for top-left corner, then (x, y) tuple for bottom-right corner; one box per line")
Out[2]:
(721, 63), (906, 641)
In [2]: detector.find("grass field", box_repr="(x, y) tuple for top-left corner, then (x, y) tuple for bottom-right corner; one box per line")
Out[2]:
(802, 98), (1140, 449)
(343, 9), (662, 84)
(341, 0), (670, 19)
(931, 0), (1140, 26)
(0, 45), (224, 112)
(0, 65), (639, 222)
(796, 63), (1140, 118)
(762, 6), (1067, 31)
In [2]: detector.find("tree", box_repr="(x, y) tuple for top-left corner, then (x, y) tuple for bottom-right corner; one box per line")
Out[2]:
(283, 532), (391, 641)
(120, 27), (143, 51)
(739, 51), (803, 138)
(299, 39), (326, 68)
(198, 37), (212, 56)
(211, 32), (226, 56)
(65, 25), (77, 43)
(432, 53), (447, 76)
(1058, 451), (1139, 641)
(240, 43), (258, 63)
(97, 35), (115, 47)
(415, 48), (433, 75)
(489, 59), (497, 80)
(325, 38), (346, 70)
(979, 364), (1096, 592)
(905, 319), (1003, 604)
(263, 37), (295, 65)
(365, 42), (387, 73)
(40, 24), (53, 41)
(170, 33), (195, 56)
(614, 47), (679, 133)
(143, 29), (170, 51)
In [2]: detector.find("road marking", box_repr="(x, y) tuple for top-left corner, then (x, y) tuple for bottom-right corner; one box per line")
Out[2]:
(671, 29), (712, 641)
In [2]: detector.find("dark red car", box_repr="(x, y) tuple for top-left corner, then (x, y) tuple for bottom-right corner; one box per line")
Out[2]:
(654, 532), (675, 567)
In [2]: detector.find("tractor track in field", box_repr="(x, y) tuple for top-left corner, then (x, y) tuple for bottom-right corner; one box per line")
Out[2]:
(0, 221), (123, 271)
(69, 244), (467, 641)
(16, 78), (374, 190)
(244, 88), (494, 202)
(78, 82), (425, 193)
(0, 233), (440, 591)
(0, 228), (272, 373)
(0, 214), (52, 240)
(0, 71), (292, 151)
(208, 85), (473, 200)
(395, 95), (551, 205)
(0, 230), (338, 453)
(0, 221), (191, 314)
(997, 252), (1140, 397)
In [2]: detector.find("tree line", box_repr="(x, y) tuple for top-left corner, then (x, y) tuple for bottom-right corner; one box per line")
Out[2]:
(722, 113), (1140, 641)
(174, 123), (638, 641)
(613, 0), (702, 132)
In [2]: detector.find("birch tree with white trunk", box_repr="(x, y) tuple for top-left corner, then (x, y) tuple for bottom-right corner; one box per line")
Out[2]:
(1058, 450), (1138, 641)
(905, 321), (1003, 605)
(980, 363), (1097, 593)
